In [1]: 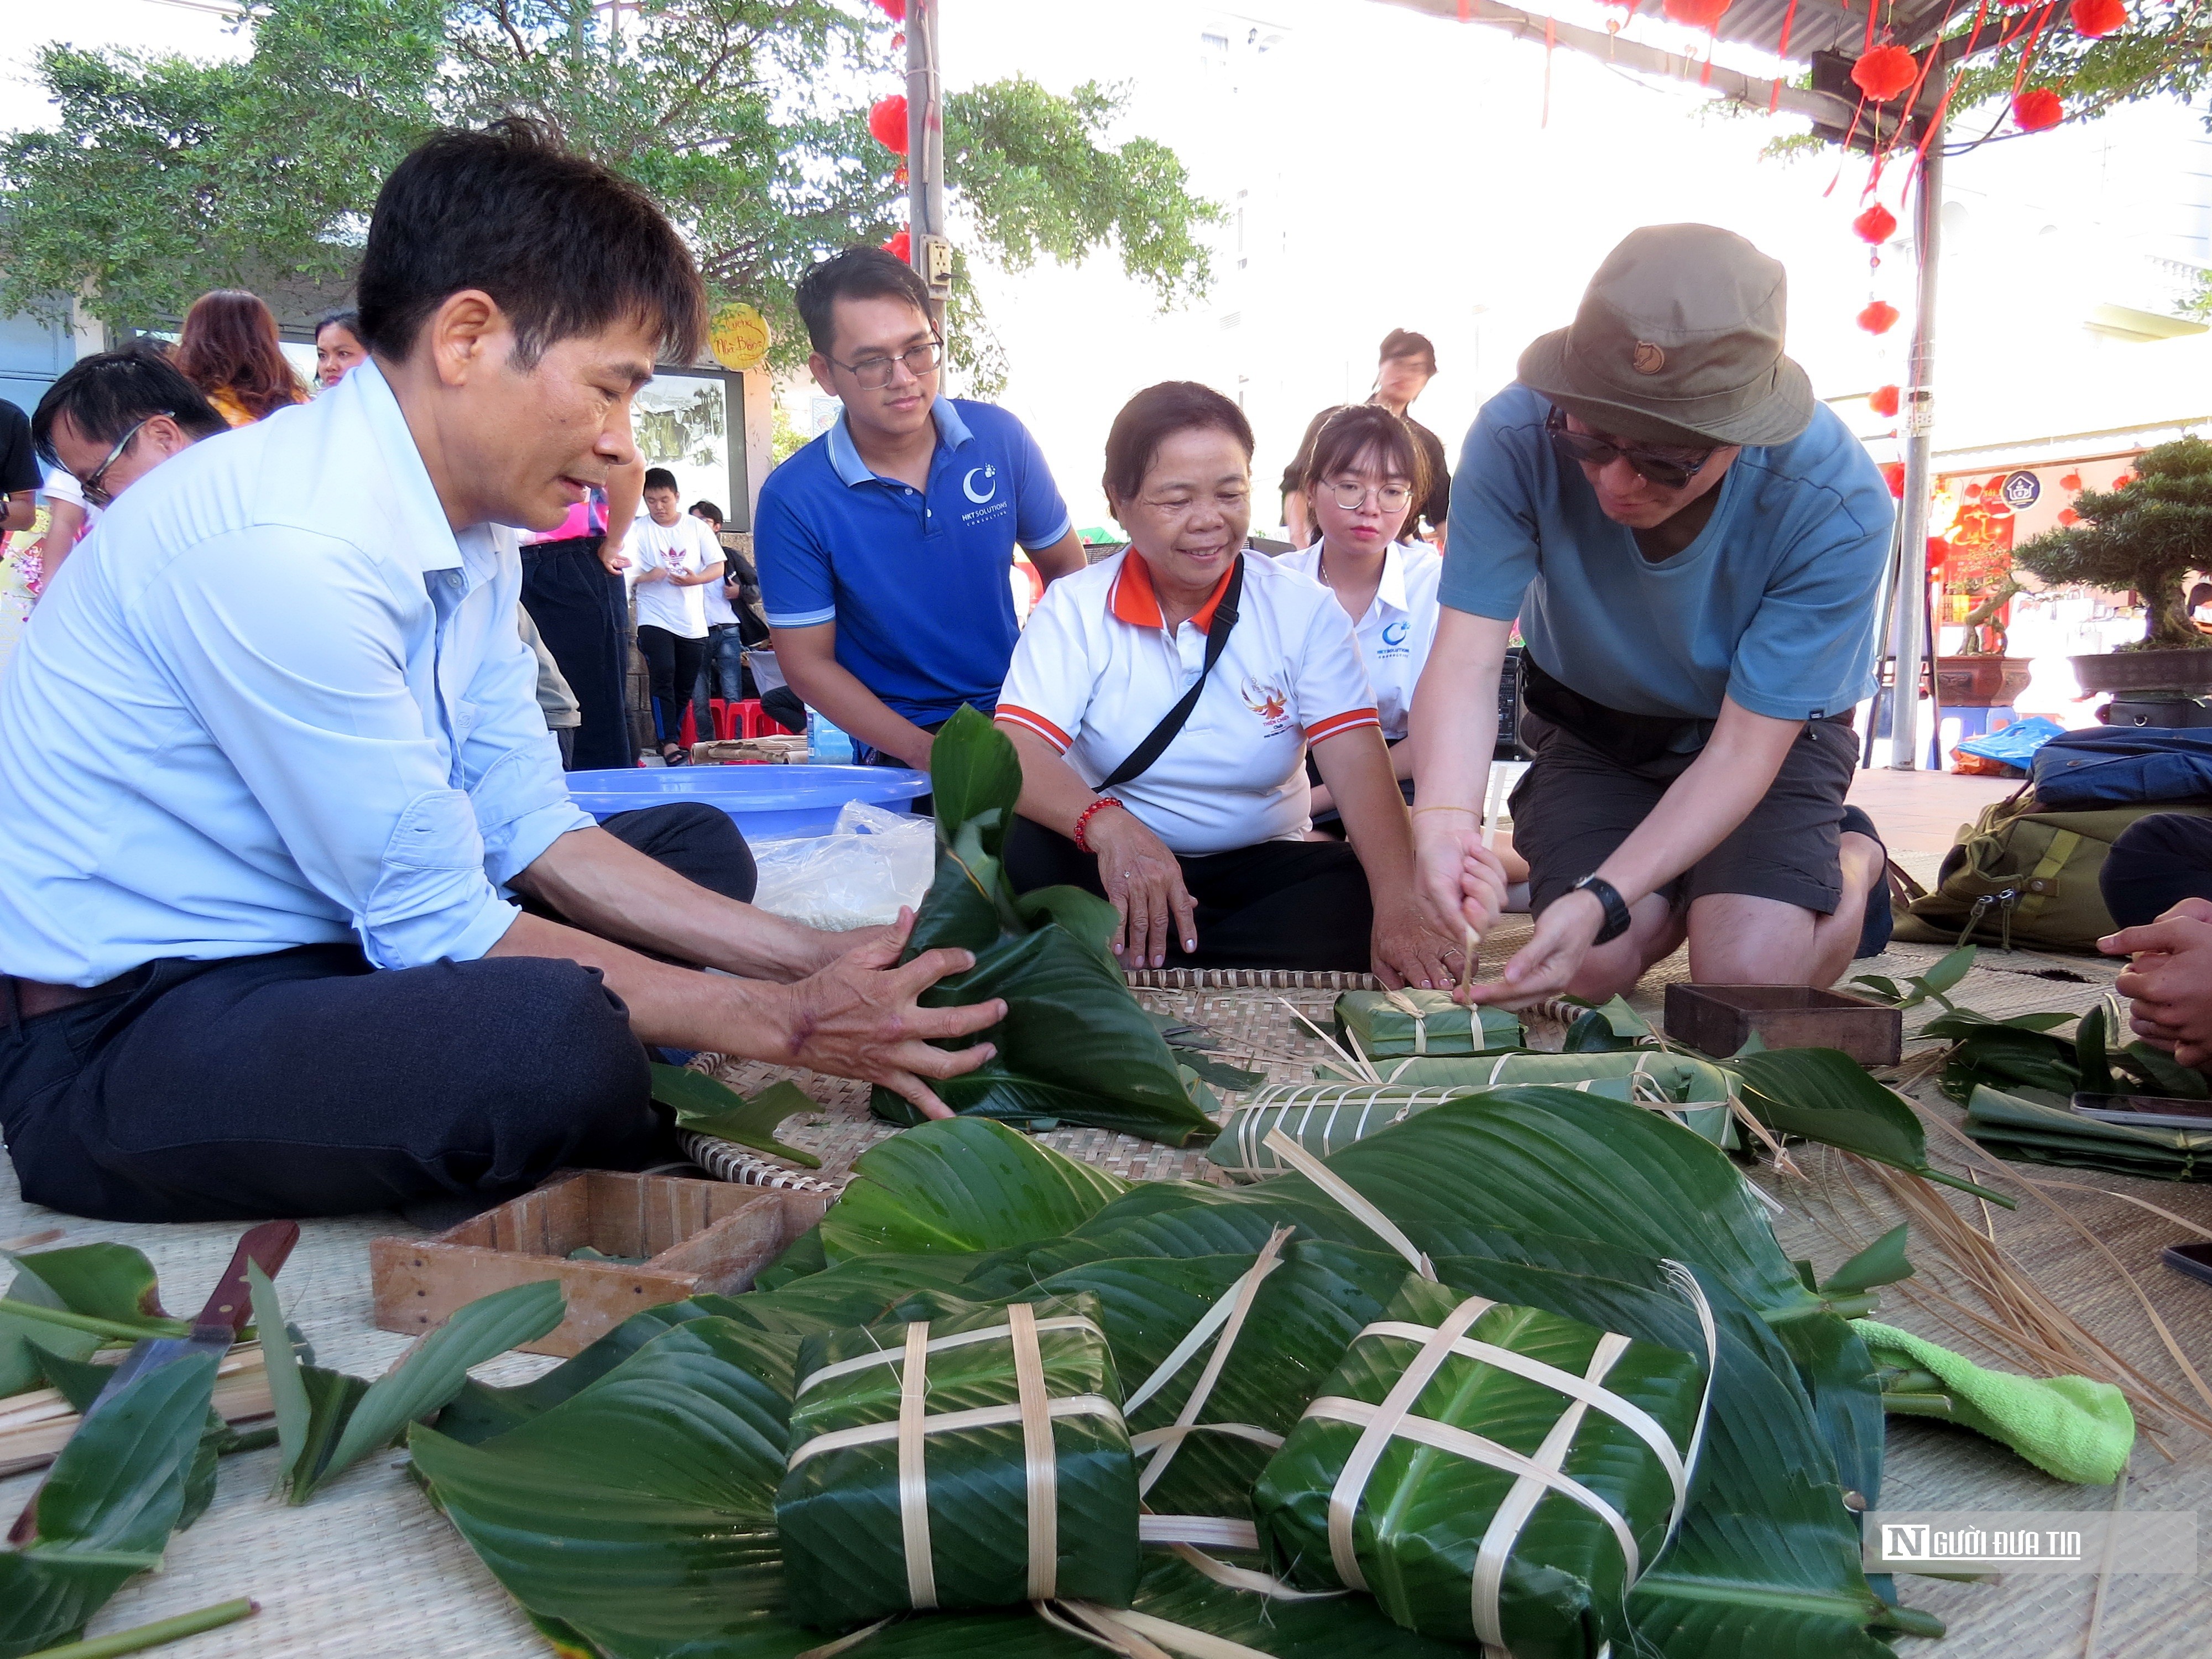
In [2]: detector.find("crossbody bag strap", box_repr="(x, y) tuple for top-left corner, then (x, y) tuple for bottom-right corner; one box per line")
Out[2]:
(1100, 554), (1246, 790)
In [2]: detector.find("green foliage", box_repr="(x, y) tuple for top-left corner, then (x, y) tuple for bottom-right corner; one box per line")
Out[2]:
(1939, 1), (2212, 142)
(0, 0), (1215, 368)
(2012, 436), (2212, 649)
(2, 1245), (180, 1400)
(648, 1066), (821, 1167)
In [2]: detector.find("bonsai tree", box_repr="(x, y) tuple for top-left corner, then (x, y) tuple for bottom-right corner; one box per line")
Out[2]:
(2012, 436), (2212, 650)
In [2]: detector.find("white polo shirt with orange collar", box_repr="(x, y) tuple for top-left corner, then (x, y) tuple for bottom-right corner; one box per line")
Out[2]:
(1276, 539), (1443, 742)
(996, 549), (1380, 855)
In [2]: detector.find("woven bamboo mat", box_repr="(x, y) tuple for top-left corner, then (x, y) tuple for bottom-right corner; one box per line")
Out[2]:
(1, 928), (2192, 1658)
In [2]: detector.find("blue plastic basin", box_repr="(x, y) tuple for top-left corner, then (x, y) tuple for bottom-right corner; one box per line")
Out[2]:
(565, 764), (929, 842)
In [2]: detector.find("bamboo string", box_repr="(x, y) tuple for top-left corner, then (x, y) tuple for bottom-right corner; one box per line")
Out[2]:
(2082, 1468), (2127, 1659)
(1260, 1129), (1434, 1280)
(1009, 1303), (1058, 1602)
(896, 1319), (937, 1610)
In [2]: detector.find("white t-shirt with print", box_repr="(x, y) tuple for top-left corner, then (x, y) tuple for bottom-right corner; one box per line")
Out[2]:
(1276, 540), (1442, 742)
(627, 513), (724, 639)
(997, 550), (1380, 855)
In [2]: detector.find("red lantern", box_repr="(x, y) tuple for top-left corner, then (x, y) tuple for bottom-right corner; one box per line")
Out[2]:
(2060, 472), (2082, 489)
(2013, 87), (2064, 131)
(2111, 473), (2134, 489)
(872, 0), (905, 19)
(1868, 384), (1901, 418)
(2058, 507), (2080, 525)
(1662, 0), (1730, 24)
(1858, 299), (1901, 335)
(1850, 44), (1918, 102)
(2069, 0), (2126, 34)
(883, 227), (911, 263)
(1881, 462), (1906, 498)
(868, 93), (909, 155)
(1853, 203), (1898, 245)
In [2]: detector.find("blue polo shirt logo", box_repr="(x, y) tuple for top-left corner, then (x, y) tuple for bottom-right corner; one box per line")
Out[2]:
(963, 465), (998, 503)
(1380, 619), (1410, 653)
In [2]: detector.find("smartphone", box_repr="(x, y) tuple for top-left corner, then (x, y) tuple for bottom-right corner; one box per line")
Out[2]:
(2070, 1092), (2212, 1132)
(2161, 1241), (2212, 1289)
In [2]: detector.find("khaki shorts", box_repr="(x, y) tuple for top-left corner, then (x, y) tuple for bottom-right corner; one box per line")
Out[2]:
(1510, 709), (1859, 920)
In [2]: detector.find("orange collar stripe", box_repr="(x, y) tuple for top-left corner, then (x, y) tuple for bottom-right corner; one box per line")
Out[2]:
(1108, 552), (1235, 634)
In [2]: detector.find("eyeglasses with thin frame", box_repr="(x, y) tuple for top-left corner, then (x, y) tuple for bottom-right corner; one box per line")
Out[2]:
(828, 337), (945, 390)
(1322, 478), (1414, 514)
(1543, 406), (1715, 491)
(80, 413), (168, 508)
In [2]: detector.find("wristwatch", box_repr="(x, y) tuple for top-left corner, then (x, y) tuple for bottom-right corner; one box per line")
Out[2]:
(1571, 874), (1633, 945)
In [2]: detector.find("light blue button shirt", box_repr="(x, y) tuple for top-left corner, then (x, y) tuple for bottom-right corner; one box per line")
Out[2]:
(0, 361), (593, 985)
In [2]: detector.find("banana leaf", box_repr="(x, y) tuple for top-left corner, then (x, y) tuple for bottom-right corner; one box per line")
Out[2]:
(869, 708), (1216, 1146)
(648, 1068), (821, 1167)
(1964, 1082), (2212, 1180)
(1331, 989), (1522, 1059)
(821, 1115), (1128, 1261)
(1933, 1011), (2082, 1104)
(1, 1245), (174, 1399)
(1254, 1275), (1709, 1655)
(779, 1292), (1138, 1624)
(0, 1353), (219, 1659)
(255, 1277), (565, 1503)
(1728, 1047), (2014, 1205)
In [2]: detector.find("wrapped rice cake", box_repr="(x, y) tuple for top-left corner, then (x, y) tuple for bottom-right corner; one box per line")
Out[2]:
(1332, 989), (1522, 1060)
(776, 1292), (1139, 1627)
(1253, 1274), (1712, 1657)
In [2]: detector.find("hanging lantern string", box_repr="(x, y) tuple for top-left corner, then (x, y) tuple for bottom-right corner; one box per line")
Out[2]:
(1913, 0), (1993, 167)
(1766, 0), (1801, 109)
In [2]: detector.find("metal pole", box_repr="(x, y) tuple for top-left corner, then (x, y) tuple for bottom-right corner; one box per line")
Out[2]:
(1888, 137), (1943, 770)
(905, 0), (948, 336)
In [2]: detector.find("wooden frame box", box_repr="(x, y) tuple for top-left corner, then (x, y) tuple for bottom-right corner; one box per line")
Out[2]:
(1663, 983), (1902, 1068)
(369, 1169), (832, 1357)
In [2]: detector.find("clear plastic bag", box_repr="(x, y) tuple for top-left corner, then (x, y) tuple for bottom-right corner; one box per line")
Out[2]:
(748, 800), (935, 931)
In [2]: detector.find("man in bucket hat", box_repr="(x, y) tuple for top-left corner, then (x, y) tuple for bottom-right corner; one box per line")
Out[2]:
(1407, 223), (1894, 1005)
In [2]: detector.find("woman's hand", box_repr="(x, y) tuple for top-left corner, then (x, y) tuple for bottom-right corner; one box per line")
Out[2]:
(1370, 901), (1463, 990)
(1087, 806), (1198, 968)
(2104, 898), (2212, 1069)
(1412, 811), (1510, 941)
(773, 912), (1007, 1120)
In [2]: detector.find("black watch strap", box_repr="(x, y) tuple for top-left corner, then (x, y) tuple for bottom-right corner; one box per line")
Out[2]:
(1571, 874), (1633, 945)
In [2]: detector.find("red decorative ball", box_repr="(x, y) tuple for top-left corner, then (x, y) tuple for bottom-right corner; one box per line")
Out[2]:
(883, 228), (912, 263)
(1662, 0), (1731, 25)
(1881, 462), (1906, 498)
(1858, 299), (1901, 335)
(2013, 87), (2064, 131)
(1853, 202), (1898, 245)
(868, 93), (909, 154)
(2069, 0), (2127, 35)
(872, 0), (905, 19)
(2111, 473), (2134, 489)
(1850, 44), (1918, 102)
(2058, 507), (2080, 525)
(1868, 384), (1901, 419)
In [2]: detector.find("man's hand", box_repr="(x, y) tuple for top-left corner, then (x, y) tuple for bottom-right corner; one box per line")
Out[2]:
(1088, 807), (1198, 969)
(1412, 811), (1510, 942)
(1470, 886), (1606, 1010)
(2103, 898), (2212, 1068)
(600, 545), (632, 575)
(774, 911), (1006, 1119)
(1370, 901), (1462, 991)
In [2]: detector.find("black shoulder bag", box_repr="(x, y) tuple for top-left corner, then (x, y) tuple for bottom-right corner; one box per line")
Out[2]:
(1099, 554), (1246, 789)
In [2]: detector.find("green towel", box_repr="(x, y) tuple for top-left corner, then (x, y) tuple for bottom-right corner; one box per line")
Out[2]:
(1853, 1319), (2134, 1485)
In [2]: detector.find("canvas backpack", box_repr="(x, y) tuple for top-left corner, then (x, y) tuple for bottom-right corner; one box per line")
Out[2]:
(1891, 787), (2212, 952)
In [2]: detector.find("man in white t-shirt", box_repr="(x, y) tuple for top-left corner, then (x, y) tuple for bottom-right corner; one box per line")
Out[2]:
(628, 466), (725, 762)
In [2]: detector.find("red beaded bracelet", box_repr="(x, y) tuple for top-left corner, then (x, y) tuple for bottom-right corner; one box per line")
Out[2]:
(1072, 796), (1124, 853)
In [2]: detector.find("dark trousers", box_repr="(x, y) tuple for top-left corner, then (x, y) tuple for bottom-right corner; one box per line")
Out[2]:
(521, 536), (632, 771)
(2100, 813), (2212, 929)
(0, 803), (756, 1224)
(1003, 816), (1373, 971)
(638, 625), (708, 749)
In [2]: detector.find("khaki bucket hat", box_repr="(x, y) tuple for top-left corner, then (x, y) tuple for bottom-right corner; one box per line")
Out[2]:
(1517, 223), (1815, 449)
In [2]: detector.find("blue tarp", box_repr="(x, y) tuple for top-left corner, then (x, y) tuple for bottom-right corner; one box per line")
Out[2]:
(2030, 726), (2212, 808)
(1955, 715), (2066, 770)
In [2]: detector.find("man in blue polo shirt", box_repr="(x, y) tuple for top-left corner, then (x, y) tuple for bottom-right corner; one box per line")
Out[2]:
(755, 247), (1086, 769)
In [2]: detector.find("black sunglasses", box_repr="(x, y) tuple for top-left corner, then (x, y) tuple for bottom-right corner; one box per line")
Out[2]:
(1543, 406), (1716, 491)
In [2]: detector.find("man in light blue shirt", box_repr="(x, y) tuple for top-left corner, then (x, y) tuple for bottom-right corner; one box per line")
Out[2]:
(1408, 225), (1894, 1008)
(0, 122), (1001, 1223)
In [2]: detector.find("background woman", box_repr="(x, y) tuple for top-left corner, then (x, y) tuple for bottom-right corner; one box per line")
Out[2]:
(174, 290), (308, 426)
(314, 309), (369, 388)
(994, 381), (1480, 982)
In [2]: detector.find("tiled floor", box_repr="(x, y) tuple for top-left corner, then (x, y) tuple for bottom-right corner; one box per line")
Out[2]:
(1846, 764), (2021, 875)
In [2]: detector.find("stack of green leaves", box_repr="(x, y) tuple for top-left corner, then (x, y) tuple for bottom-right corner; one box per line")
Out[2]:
(1254, 1273), (1710, 1655)
(1332, 990), (1522, 1059)
(872, 706), (1216, 1145)
(776, 1292), (1140, 1626)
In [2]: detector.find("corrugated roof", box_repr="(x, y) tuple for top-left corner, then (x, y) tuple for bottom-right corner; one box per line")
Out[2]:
(1705, 0), (1960, 61)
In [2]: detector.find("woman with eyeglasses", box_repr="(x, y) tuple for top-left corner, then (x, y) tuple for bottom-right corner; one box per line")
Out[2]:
(1409, 225), (1896, 1014)
(174, 290), (310, 427)
(994, 382), (1473, 982)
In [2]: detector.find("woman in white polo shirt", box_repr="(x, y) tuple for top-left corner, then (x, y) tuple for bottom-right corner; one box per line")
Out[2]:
(995, 383), (1478, 981)
(1279, 403), (1441, 827)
